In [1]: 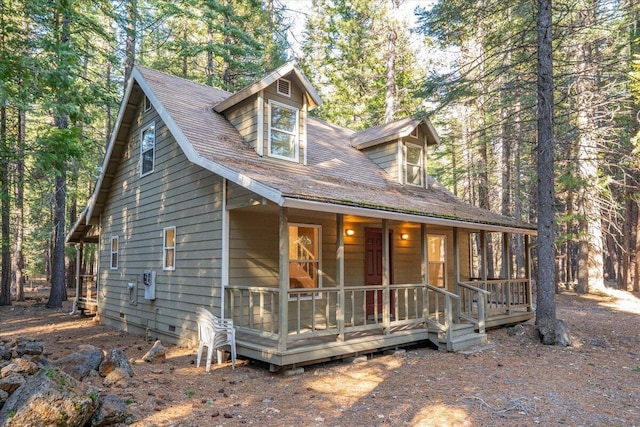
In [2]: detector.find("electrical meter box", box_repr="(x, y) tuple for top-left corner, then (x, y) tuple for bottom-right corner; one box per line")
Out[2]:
(142, 270), (156, 300)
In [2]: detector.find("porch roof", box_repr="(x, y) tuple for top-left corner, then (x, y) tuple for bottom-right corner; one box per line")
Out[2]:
(68, 66), (535, 243)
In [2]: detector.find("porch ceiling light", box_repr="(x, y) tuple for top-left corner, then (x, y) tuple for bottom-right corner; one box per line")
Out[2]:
(345, 228), (355, 236)
(401, 233), (409, 240)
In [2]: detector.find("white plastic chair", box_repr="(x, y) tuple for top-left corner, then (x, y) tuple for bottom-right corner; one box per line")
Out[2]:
(196, 307), (236, 371)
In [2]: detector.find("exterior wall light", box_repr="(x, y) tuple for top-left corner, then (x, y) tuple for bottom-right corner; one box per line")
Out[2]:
(345, 229), (355, 236)
(401, 233), (409, 240)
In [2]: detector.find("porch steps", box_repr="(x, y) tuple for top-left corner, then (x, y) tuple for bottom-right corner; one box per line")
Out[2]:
(428, 322), (487, 352)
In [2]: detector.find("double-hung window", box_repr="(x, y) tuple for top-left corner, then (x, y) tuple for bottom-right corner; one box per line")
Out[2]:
(404, 142), (424, 187)
(288, 224), (321, 299)
(268, 100), (299, 161)
(110, 236), (119, 270)
(140, 123), (155, 176)
(163, 226), (176, 271)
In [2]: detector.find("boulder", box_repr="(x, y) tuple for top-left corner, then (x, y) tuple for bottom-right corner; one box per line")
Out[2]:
(0, 367), (99, 426)
(54, 344), (104, 381)
(103, 368), (131, 388)
(0, 389), (7, 408)
(99, 348), (133, 377)
(0, 373), (25, 394)
(1, 358), (39, 378)
(89, 393), (129, 426)
(142, 340), (166, 363)
(0, 346), (11, 361)
(537, 318), (572, 346)
(15, 341), (44, 357)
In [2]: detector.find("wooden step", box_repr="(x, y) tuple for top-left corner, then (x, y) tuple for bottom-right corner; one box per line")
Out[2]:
(427, 322), (487, 351)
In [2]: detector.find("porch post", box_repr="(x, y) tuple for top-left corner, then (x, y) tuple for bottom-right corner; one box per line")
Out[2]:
(382, 219), (390, 333)
(336, 214), (345, 341)
(421, 224), (428, 320)
(525, 234), (533, 312)
(504, 232), (512, 313)
(480, 230), (488, 284)
(278, 207), (289, 352)
(452, 227), (460, 322)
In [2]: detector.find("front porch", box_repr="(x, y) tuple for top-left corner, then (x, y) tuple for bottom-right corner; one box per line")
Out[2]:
(225, 278), (533, 368)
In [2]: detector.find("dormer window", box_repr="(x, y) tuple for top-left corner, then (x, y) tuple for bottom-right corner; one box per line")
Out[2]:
(404, 142), (423, 186)
(268, 100), (299, 162)
(277, 78), (291, 97)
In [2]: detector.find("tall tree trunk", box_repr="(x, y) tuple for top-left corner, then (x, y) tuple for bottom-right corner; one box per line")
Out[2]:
(124, 0), (136, 86)
(384, 23), (397, 124)
(575, 23), (605, 294)
(536, 0), (556, 322)
(0, 105), (10, 306)
(47, 8), (70, 308)
(12, 106), (25, 301)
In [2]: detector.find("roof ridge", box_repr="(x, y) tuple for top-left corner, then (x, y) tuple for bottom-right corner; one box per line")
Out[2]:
(135, 65), (234, 97)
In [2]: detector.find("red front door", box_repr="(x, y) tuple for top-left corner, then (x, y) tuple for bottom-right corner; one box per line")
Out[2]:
(365, 228), (393, 318)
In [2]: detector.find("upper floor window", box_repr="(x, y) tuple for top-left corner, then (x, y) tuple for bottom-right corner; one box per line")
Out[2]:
(404, 142), (423, 187)
(144, 95), (152, 112)
(110, 236), (119, 270)
(140, 123), (155, 176)
(268, 100), (299, 162)
(163, 226), (176, 270)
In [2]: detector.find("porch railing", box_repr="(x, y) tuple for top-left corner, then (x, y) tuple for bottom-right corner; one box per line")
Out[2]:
(459, 279), (531, 314)
(457, 282), (490, 333)
(225, 283), (462, 350)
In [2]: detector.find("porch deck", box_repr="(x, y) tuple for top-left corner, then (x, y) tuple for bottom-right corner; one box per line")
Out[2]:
(226, 279), (533, 367)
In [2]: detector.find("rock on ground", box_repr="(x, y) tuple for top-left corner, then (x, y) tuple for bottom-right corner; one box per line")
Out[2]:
(90, 393), (129, 426)
(142, 340), (166, 363)
(0, 367), (98, 426)
(537, 318), (572, 346)
(54, 344), (104, 381)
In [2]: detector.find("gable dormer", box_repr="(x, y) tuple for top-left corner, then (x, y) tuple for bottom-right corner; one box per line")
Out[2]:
(213, 62), (322, 165)
(351, 117), (440, 187)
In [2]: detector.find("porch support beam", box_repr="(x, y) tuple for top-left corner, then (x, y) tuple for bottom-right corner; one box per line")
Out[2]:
(278, 207), (289, 352)
(504, 232), (512, 313)
(453, 227), (460, 322)
(481, 230), (488, 284)
(382, 219), (390, 333)
(421, 224), (428, 320)
(525, 234), (533, 312)
(336, 214), (345, 341)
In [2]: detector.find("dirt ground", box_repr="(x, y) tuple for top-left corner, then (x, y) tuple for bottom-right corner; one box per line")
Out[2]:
(1, 289), (639, 427)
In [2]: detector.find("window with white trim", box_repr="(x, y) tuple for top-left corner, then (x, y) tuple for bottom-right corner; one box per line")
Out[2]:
(404, 142), (424, 187)
(428, 235), (446, 287)
(144, 95), (152, 112)
(110, 236), (119, 270)
(289, 224), (321, 300)
(163, 226), (176, 270)
(140, 123), (155, 176)
(268, 100), (299, 161)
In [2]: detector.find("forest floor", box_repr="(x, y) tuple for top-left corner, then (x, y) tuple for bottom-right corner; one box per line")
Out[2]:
(1, 287), (640, 427)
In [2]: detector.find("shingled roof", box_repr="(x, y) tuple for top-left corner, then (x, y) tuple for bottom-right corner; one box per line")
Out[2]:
(70, 65), (535, 241)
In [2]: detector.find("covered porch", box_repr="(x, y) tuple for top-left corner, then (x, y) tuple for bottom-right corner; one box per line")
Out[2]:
(224, 204), (535, 368)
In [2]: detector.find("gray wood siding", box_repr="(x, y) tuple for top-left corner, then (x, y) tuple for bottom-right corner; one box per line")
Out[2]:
(98, 100), (224, 345)
(362, 142), (399, 181)
(224, 96), (257, 148)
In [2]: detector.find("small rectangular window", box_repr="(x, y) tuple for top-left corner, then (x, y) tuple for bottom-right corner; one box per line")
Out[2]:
(144, 95), (152, 112)
(163, 226), (176, 271)
(140, 123), (155, 176)
(110, 236), (119, 270)
(268, 100), (299, 162)
(404, 142), (423, 187)
(277, 78), (291, 97)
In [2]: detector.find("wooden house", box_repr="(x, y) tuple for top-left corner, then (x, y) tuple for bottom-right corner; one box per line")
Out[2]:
(67, 63), (536, 369)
